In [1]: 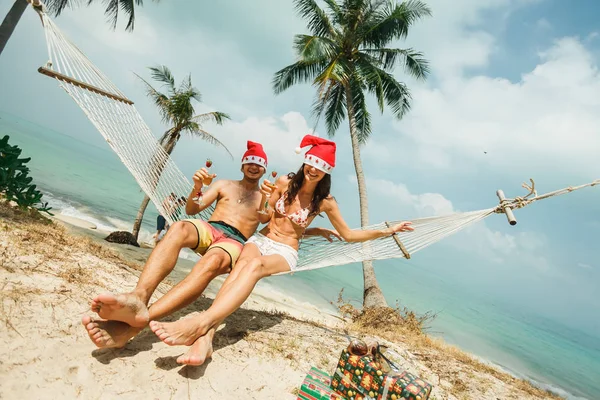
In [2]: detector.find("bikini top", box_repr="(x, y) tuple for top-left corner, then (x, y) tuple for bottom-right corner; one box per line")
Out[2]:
(275, 192), (311, 228)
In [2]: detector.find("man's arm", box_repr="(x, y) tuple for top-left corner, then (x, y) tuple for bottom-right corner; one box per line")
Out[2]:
(186, 180), (223, 215)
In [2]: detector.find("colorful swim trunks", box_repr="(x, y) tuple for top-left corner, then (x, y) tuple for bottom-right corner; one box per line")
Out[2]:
(183, 220), (248, 270)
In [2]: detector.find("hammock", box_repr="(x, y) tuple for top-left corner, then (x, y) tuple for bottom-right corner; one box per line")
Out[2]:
(30, 5), (599, 273)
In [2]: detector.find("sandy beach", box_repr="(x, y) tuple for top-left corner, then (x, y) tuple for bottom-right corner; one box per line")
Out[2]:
(0, 203), (563, 400)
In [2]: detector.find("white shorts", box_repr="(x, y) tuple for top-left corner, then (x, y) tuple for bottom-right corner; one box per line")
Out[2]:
(246, 233), (299, 271)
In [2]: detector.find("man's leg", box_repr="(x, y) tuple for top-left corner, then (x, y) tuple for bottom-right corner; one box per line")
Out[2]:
(90, 221), (199, 327)
(147, 248), (231, 321)
(82, 247), (231, 350)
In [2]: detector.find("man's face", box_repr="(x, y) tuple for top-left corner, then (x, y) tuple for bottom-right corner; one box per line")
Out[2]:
(241, 163), (266, 181)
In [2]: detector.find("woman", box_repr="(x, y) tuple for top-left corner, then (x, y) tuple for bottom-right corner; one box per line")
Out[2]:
(149, 134), (414, 365)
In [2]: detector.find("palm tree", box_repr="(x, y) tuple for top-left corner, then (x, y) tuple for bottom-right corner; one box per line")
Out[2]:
(1, 0), (153, 56)
(273, 0), (431, 309)
(131, 65), (232, 241)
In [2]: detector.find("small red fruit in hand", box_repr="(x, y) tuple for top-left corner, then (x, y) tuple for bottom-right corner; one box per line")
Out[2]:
(271, 171), (277, 178)
(205, 159), (213, 168)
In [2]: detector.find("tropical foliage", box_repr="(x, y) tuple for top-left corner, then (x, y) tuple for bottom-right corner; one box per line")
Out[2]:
(0, 135), (52, 215)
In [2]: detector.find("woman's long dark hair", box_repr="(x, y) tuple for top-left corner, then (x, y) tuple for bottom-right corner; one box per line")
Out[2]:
(285, 164), (331, 217)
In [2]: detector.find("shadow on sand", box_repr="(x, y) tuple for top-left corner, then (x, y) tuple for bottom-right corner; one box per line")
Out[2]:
(90, 294), (283, 370)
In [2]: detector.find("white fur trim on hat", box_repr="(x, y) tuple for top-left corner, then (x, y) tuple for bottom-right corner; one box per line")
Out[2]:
(304, 154), (333, 173)
(241, 156), (267, 168)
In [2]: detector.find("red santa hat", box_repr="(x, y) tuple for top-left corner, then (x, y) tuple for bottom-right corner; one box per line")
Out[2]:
(241, 140), (268, 168)
(295, 134), (336, 174)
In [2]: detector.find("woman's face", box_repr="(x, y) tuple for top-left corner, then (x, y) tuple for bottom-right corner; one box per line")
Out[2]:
(303, 163), (326, 183)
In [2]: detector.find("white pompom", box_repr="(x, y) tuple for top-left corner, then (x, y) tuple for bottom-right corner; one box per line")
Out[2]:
(295, 147), (302, 154)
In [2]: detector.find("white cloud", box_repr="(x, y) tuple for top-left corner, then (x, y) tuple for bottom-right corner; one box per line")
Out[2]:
(366, 37), (600, 181)
(577, 263), (593, 269)
(368, 178), (455, 217)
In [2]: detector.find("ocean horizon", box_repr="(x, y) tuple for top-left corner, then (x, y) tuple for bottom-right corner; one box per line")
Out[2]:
(2, 109), (598, 400)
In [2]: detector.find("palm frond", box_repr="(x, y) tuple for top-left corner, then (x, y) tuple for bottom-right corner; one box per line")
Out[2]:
(47, 0), (155, 31)
(44, 0), (74, 17)
(293, 34), (340, 61)
(363, 47), (429, 79)
(272, 60), (330, 95)
(185, 123), (234, 159)
(361, 0), (432, 47)
(133, 72), (170, 123)
(358, 56), (412, 119)
(119, 0), (144, 31)
(321, 0), (344, 25)
(192, 111), (231, 126)
(149, 65), (176, 93)
(293, 0), (337, 38)
(322, 83), (347, 136)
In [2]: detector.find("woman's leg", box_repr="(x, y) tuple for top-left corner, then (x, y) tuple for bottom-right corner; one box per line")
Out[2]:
(149, 253), (290, 346)
(209, 243), (260, 303)
(171, 244), (261, 365)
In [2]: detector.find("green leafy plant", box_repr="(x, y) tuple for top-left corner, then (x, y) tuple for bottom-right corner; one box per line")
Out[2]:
(0, 135), (52, 215)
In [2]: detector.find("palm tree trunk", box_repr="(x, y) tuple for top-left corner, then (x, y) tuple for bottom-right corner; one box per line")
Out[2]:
(131, 194), (152, 239)
(344, 84), (389, 309)
(0, 0), (28, 57)
(131, 129), (179, 241)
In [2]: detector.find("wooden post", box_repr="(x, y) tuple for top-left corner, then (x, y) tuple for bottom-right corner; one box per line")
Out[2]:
(385, 222), (411, 259)
(496, 190), (517, 226)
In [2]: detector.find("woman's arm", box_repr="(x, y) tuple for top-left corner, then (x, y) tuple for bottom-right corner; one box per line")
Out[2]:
(303, 227), (343, 242)
(321, 197), (413, 242)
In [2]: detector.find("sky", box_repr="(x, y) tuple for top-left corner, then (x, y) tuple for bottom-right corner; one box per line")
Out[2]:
(1, 0), (599, 332)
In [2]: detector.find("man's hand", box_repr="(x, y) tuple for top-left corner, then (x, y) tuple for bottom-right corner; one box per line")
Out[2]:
(192, 168), (216, 190)
(390, 221), (414, 233)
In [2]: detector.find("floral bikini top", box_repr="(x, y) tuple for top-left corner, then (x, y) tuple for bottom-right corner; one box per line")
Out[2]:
(275, 192), (311, 228)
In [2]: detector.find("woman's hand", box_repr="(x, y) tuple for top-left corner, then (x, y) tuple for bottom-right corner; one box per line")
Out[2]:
(389, 221), (414, 233)
(259, 178), (275, 197)
(319, 228), (343, 242)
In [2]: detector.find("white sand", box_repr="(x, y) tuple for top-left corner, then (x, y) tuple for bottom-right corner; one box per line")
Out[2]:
(0, 210), (562, 400)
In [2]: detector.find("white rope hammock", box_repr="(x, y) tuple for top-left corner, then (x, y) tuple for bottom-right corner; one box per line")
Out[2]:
(30, 6), (599, 274)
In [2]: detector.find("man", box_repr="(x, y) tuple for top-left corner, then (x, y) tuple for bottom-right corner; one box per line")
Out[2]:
(82, 141), (272, 353)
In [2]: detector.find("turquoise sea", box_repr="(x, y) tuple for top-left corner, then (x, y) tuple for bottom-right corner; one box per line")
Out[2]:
(1, 110), (598, 400)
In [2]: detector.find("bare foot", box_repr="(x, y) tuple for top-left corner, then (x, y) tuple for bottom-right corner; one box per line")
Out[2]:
(149, 312), (210, 346)
(177, 329), (215, 365)
(91, 292), (149, 328)
(81, 315), (141, 348)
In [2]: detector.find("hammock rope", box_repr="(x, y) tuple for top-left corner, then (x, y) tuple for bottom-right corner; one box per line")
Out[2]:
(30, 4), (599, 274)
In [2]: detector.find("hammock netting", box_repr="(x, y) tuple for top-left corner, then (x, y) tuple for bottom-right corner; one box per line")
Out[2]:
(31, 6), (599, 274)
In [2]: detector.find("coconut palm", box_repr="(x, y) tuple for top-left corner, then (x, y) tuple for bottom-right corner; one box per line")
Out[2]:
(273, 0), (431, 309)
(131, 65), (231, 241)
(1, 0), (153, 56)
